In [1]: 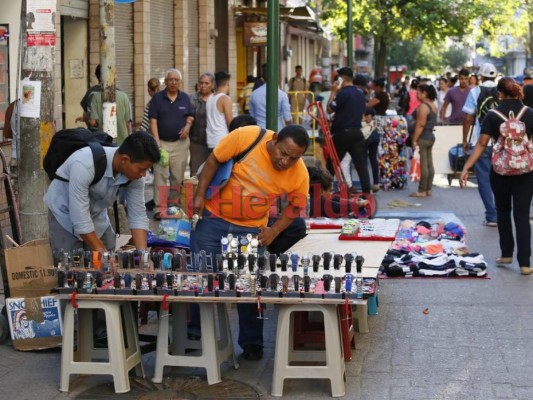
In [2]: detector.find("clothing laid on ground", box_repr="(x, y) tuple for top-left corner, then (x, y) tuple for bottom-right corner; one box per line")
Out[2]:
(481, 99), (533, 267)
(206, 126), (309, 227)
(206, 93), (229, 148)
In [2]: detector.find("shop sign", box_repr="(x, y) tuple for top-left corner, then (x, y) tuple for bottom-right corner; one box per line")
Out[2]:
(244, 22), (267, 47)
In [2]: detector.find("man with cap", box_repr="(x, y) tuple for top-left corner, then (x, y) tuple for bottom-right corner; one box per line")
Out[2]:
(461, 62), (498, 227)
(327, 67), (371, 193)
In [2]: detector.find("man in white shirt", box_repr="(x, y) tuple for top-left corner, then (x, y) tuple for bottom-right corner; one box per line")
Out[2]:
(206, 71), (233, 149)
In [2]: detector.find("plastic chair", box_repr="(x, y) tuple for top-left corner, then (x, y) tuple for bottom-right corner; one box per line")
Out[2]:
(271, 303), (345, 397)
(152, 302), (238, 385)
(60, 300), (144, 393)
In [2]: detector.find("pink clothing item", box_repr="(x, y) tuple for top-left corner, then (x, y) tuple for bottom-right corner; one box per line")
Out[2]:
(406, 90), (421, 115)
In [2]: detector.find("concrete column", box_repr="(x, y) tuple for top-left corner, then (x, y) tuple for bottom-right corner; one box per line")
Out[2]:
(174, 1), (189, 89)
(133, 0), (151, 124)
(227, 1), (237, 103)
(198, 0), (215, 73)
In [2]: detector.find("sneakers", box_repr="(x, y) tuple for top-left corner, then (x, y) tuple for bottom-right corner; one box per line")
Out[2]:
(520, 267), (532, 275)
(482, 220), (497, 227)
(496, 257), (513, 265)
(241, 344), (263, 360)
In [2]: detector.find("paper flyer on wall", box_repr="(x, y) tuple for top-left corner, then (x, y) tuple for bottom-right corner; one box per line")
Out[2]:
(6, 296), (62, 341)
(19, 80), (41, 118)
(26, 0), (57, 32)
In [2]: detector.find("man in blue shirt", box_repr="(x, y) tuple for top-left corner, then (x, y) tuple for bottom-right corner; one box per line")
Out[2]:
(249, 65), (292, 131)
(149, 69), (194, 219)
(327, 67), (371, 193)
(461, 62), (498, 227)
(44, 131), (160, 252)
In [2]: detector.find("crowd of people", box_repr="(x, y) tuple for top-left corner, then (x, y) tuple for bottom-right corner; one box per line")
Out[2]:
(38, 61), (533, 359)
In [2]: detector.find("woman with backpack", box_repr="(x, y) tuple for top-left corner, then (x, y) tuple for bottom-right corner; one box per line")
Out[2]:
(460, 77), (533, 275)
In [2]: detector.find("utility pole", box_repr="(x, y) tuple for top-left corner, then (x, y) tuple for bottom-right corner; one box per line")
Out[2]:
(266, 0), (280, 131)
(99, 0), (117, 139)
(347, 0), (353, 69)
(18, 0), (56, 241)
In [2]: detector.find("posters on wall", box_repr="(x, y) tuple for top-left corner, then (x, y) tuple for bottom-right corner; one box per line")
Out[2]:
(19, 79), (41, 118)
(26, 0), (57, 47)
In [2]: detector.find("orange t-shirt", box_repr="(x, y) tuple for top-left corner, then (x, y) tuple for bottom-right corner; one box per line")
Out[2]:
(205, 126), (309, 227)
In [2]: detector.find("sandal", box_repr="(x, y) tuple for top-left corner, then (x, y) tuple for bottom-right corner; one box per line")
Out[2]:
(426, 190), (432, 197)
(409, 192), (427, 198)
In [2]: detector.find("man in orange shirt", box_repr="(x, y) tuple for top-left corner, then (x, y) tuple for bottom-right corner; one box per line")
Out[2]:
(191, 124), (309, 360)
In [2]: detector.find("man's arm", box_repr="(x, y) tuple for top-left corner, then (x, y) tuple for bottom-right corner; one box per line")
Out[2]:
(280, 92), (292, 126)
(462, 114), (474, 153)
(258, 211), (298, 247)
(149, 118), (160, 147)
(220, 95), (233, 128)
(193, 152), (222, 215)
(130, 229), (148, 250)
(179, 115), (194, 139)
(440, 100), (450, 121)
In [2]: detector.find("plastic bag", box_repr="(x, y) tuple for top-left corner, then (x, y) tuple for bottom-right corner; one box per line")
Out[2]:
(159, 148), (169, 167)
(409, 147), (421, 182)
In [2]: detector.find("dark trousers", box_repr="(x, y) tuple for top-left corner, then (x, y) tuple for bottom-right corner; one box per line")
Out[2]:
(490, 170), (533, 266)
(366, 130), (380, 185)
(328, 128), (371, 193)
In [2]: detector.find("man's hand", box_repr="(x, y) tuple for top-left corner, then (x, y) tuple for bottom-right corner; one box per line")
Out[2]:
(257, 226), (279, 247)
(459, 169), (469, 188)
(193, 195), (205, 219)
(462, 142), (470, 154)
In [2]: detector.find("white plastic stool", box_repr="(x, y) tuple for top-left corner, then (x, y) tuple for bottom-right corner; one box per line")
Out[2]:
(152, 302), (239, 385)
(271, 304), (345, 397)
(60, 300), (144, 393)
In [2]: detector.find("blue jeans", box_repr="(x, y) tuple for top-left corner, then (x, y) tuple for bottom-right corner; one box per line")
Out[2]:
(188, 210), (306, 349)
(473, 147), (497, 223)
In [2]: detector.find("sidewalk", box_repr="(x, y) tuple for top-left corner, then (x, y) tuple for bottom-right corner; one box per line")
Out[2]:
(2, 173), (533, 400)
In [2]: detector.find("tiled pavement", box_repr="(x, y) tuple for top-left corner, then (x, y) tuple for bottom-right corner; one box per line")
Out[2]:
(1, 172), (533, 400)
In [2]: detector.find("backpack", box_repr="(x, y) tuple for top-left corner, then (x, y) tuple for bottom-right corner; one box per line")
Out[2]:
(43, 128), (116, 185)
(476, 86), (499, 124)
(490, 106), (533, 176)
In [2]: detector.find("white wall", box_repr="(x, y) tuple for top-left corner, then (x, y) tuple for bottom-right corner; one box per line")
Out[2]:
(2, 0), (22, 101)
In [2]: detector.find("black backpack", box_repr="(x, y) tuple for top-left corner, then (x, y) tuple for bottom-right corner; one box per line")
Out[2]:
(43, 128), (116, 185)
(476, 86), (499, 124)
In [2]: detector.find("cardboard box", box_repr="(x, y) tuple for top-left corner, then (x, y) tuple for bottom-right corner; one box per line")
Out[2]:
(4, 239), (55, 298)
(4, 239), (60, 350)
(6, 296), (62, 351)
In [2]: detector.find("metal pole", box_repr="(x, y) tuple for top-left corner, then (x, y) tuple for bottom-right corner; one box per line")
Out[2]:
(347, 0), (353, 68)
(18, 0), (56, 241)
(99, 0), (117, 139)
(266, 0), (279, 131)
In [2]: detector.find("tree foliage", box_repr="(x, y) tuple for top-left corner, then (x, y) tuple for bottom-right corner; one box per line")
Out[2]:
(321, 0), (479, 76)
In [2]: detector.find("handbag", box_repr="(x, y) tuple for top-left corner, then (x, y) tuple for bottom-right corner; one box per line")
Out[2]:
(198, 128), (266, 199)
